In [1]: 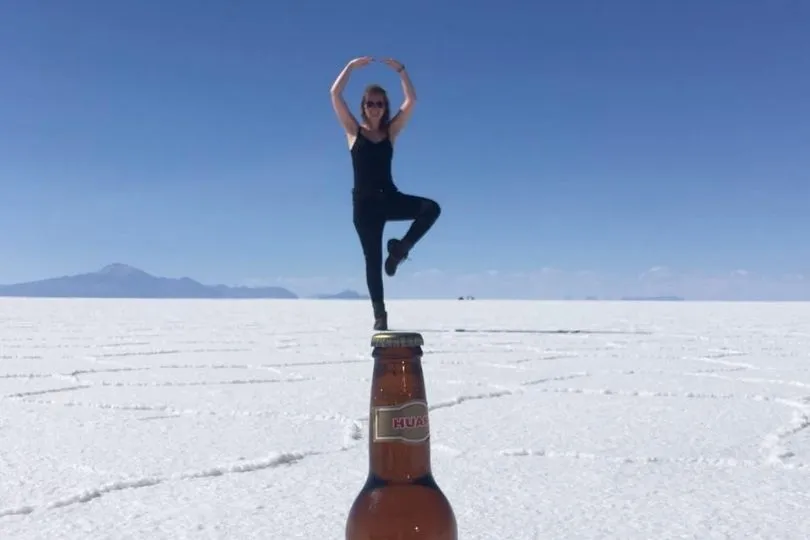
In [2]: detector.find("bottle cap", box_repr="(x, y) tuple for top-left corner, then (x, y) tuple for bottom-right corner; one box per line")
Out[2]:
(371, 331), (424, 348)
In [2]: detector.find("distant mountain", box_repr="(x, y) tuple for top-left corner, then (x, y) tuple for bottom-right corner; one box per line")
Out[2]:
(313, 289), (368, 300)
(0, 264), (298, 299)
(620, 295), (685, 301)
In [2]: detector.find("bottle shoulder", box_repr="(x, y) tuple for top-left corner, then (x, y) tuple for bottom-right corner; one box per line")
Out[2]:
(346, 481), (457, 539)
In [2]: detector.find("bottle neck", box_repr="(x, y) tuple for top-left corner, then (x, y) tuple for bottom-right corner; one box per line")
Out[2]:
(368, 349), (433, 482)
(369, 435), (432, 482)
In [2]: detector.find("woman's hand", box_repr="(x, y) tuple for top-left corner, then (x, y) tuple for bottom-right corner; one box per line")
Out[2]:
(382, 58), (405, 72)
(348, 56), (374, 69)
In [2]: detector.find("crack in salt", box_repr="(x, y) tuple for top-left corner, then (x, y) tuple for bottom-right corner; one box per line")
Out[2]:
(0, 451), (317, 518)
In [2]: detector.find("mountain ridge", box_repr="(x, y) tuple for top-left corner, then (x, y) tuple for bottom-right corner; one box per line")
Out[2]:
(0, 264), (360, 299)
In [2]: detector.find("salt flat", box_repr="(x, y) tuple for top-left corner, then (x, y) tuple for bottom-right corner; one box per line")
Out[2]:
(1, 298), (809, 539)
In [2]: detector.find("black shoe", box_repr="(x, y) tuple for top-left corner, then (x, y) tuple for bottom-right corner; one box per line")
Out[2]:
(374, 312), (388, 330)
(385, 239), (410, 277)
(372, 301), (388, 330)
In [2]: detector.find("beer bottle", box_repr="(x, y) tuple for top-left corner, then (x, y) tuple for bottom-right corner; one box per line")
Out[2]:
(345, 331), (458, 540)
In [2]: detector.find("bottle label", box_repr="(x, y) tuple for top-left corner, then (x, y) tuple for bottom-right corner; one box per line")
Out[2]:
(372, 400), (430, 444)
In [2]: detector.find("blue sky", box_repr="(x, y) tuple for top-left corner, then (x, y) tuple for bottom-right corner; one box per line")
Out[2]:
(1, 0), (808, 300)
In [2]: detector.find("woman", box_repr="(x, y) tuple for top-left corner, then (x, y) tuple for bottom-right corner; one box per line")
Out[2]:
(330, 56), (441, 331)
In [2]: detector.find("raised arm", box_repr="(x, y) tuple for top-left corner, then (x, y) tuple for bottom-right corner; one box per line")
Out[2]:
(330, 57), (371, 136)
(384, 58), (416, 141)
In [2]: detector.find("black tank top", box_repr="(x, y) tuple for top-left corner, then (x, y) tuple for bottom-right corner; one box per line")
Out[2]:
(350, 127), (397, 198)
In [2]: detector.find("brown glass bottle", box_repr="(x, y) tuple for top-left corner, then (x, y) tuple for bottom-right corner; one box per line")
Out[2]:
(345, 331), (458, 540)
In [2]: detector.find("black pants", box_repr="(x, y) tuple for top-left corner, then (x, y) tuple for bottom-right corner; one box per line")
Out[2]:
(353, 190), (441, 305)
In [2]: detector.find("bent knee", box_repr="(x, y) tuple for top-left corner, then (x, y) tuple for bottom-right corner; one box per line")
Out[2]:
(422, 199), (441, 219)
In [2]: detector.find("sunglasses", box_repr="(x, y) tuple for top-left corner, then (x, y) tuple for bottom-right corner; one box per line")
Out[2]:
(365, 100), (385, 108)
